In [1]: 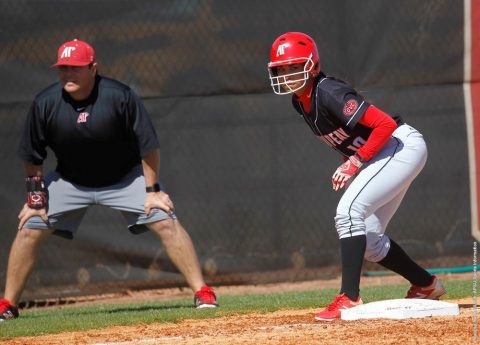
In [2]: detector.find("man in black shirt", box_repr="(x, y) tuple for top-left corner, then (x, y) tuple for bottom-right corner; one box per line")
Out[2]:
(0, 39), (218, 321)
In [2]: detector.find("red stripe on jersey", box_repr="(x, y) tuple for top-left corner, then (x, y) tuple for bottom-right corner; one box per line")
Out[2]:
(356, 105), (397, 161)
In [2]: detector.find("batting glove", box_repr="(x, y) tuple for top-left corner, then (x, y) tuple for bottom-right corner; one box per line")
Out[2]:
(332, 154), (364, 191)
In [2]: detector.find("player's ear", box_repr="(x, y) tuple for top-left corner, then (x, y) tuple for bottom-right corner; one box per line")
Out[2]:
(89, 62), (97, 75)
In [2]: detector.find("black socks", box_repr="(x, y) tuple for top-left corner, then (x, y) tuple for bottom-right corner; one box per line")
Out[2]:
(378, 239), (432, 287)
(338, 236), (432, 301)
(339, 235), (366, 301)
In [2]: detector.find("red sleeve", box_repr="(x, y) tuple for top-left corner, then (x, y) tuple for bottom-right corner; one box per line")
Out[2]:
(356, 105), (397, 161)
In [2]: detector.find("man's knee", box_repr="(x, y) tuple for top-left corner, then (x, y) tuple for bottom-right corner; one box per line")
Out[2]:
(364, 234), (391, 262)
(16, 228), (52, 243)
(147, 219), (177, 239)
(335, 212), (366, 238)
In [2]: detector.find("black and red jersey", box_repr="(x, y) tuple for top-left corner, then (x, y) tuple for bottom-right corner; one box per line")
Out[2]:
(18, 75), (160, 187)
(292, 72), (402, 158)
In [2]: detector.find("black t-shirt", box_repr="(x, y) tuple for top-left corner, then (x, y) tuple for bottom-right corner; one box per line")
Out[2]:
(18, 75), (160, 187)
(292, 73), (402, 157)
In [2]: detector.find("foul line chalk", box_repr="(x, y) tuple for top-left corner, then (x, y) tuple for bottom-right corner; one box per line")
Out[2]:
(255, 323), (314, 331)
(92, 337), (183, 345)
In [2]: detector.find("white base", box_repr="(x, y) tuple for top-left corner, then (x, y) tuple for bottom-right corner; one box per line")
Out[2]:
(341, 299), (459, 320)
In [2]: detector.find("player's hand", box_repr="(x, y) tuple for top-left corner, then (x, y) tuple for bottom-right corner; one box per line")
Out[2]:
(144, 191), (175, 216)
(17, 203), (48, 230)
(332, 155), (363, 191)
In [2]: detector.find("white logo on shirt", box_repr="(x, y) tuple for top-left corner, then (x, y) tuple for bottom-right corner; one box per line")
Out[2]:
(318, 128), (366, 152)
(77, 112), (89, 123)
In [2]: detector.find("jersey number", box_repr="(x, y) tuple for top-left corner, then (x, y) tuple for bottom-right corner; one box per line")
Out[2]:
(346, 136), (366, 151)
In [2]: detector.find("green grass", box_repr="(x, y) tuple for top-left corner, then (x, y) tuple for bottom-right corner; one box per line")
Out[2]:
(0, 279), (472, 339)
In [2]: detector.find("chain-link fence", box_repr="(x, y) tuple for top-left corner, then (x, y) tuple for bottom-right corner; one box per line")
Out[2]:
(0, 0), (472, 302)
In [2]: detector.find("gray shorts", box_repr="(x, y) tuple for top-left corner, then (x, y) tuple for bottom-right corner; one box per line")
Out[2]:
(23, 165), (176, 239)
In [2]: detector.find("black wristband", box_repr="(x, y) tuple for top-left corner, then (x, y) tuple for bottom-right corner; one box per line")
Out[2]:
(145, 182), (161, 193)
(25, 176), (46, 192)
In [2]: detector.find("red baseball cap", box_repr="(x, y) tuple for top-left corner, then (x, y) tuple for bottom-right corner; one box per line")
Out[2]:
(52, 39), (96, 67)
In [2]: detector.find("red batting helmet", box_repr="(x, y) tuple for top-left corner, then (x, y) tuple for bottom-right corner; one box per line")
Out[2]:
(268, 32), (320, 94)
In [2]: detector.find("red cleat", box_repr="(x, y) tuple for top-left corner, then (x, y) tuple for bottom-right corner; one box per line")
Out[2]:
(0, 298), (19, 321)
(315, 293), (363, 321)
(405, 275), (446, 300)
(194, 286), (219, 308)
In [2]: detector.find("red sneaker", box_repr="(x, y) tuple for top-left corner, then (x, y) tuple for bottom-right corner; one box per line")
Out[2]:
(194, 286), (219, 308)
(315, 293), (363, 321)
(405, 275), (446, 300)
(0, 298), (19, 321)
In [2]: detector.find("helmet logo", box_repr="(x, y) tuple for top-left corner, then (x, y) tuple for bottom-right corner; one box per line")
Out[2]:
(276, 43), (288, 56)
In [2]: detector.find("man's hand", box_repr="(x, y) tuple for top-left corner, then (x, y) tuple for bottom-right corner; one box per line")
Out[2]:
(332, 154), (363, 191)
(144, 191), (175, 215)
(18, 203), (48, 230)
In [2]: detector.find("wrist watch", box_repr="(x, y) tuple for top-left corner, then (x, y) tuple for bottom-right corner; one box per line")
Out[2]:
(145, 182), (161, 193)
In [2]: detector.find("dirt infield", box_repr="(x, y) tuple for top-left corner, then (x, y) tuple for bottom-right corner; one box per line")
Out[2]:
(2, 273), (476, 345)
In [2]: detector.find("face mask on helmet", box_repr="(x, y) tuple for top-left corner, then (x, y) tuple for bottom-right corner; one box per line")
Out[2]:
(268, 56), (315, 95)
(267, 32), (320, 95)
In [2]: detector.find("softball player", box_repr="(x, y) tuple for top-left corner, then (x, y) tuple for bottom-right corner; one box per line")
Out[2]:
(268, 32), (445, 321)
(0, 39), (217, 321)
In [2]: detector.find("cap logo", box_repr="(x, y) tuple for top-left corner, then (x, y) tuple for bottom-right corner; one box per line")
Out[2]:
(61, 46), (76, 58)
(276, 43), (288, 56)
